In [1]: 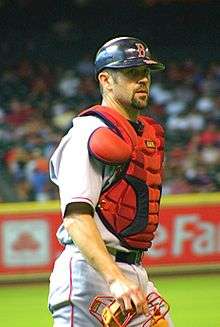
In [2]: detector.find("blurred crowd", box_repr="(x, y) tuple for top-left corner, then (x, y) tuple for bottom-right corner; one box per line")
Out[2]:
(0, 37), (219, 202)
(150, 61), (220, 195)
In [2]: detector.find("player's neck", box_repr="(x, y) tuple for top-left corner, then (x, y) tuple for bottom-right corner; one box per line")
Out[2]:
(101, 98), (139, 122)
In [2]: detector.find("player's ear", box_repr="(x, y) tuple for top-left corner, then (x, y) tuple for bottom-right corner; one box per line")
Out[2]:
(98, 70), (114, 92)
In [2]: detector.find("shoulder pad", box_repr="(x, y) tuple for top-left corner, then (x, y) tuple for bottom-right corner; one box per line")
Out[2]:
(89, 127), (132, 165)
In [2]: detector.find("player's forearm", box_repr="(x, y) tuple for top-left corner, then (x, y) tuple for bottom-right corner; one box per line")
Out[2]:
(63, 213), (125, 284)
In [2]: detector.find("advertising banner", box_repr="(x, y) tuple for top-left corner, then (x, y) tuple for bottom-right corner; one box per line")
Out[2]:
(0, 193), (220, 280)
(145, 200), (220, 272)
(0, 202), (62, 280)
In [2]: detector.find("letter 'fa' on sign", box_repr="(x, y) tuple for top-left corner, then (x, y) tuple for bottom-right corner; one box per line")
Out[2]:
(135, 43), (146, 58)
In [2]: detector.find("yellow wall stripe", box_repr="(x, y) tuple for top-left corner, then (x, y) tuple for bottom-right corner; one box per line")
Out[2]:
(0, 192), (219, 214)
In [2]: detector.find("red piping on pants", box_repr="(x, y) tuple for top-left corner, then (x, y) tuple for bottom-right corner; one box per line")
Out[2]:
(69, 257), (74, 327)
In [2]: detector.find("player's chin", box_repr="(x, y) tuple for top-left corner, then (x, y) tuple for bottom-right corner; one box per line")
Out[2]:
(132, 97), (148, 110)
(136, 92), (148, 100)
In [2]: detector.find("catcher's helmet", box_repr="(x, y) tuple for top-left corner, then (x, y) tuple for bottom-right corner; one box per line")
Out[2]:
(94, 36), (165, 77)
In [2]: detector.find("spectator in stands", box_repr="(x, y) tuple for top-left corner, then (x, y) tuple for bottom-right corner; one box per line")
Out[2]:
(0, 32), (219, 201)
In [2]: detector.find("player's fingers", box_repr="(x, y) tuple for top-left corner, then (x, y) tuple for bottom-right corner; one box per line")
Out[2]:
(130, 290), (147, 315)
(130, 295), (144, 315)
(137, 289), (148, 313)
(122, 295), (133, 312)
(116, 297), (126, 314)
(142, 300), (148, 315)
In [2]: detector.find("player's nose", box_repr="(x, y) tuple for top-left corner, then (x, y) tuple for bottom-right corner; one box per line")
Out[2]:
(138, 79), (149, 90)
(138, 74), (150, 85)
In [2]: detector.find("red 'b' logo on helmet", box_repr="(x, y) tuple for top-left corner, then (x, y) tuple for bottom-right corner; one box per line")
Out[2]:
(135, 43), (146, 58)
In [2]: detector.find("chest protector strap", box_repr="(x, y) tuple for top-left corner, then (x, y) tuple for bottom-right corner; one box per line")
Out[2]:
(80, 105), (164, 250)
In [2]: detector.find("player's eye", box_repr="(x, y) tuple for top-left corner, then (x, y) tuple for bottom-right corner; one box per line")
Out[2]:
(125, 68), (139, 78)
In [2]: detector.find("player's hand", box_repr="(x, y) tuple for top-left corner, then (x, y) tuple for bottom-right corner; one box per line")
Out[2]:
(108, 277), (148, 316)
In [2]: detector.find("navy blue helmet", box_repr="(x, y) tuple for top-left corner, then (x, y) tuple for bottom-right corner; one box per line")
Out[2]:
(94, 36), (165, 76)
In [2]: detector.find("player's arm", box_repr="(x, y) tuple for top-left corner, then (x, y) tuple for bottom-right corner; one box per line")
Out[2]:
(63, 201), (147, 315)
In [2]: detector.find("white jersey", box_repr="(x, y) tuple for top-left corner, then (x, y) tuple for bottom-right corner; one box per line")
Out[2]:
(50, 115), (124, 248)
(49, 115), (175, 327)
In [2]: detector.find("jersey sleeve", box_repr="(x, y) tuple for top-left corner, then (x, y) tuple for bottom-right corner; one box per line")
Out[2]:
(50, 116), (106, 216)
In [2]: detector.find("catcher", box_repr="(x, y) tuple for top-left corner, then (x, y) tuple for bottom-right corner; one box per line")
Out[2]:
(48, 36), (175, 326)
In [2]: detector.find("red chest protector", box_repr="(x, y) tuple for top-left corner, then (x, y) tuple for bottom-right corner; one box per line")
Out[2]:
(80, 105), (165, 250)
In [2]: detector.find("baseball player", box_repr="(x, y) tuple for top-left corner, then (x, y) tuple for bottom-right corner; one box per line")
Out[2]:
(48, 36), (175, 327)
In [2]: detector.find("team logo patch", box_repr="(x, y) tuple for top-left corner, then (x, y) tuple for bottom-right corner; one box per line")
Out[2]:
(145, 140), (156, 148)
(135, 43), (146, 58)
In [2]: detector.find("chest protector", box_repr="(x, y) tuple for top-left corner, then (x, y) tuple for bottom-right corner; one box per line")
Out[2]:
(80, 105), (165, 250)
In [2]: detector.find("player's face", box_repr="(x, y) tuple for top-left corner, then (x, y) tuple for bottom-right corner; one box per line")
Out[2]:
(111, 66), (151, 111)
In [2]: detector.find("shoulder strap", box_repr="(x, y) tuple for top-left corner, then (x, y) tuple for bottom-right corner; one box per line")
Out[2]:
(79, 105), (138, 147)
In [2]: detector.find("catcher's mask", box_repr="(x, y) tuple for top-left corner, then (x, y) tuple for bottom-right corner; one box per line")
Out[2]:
(89, 292), (170, 327)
